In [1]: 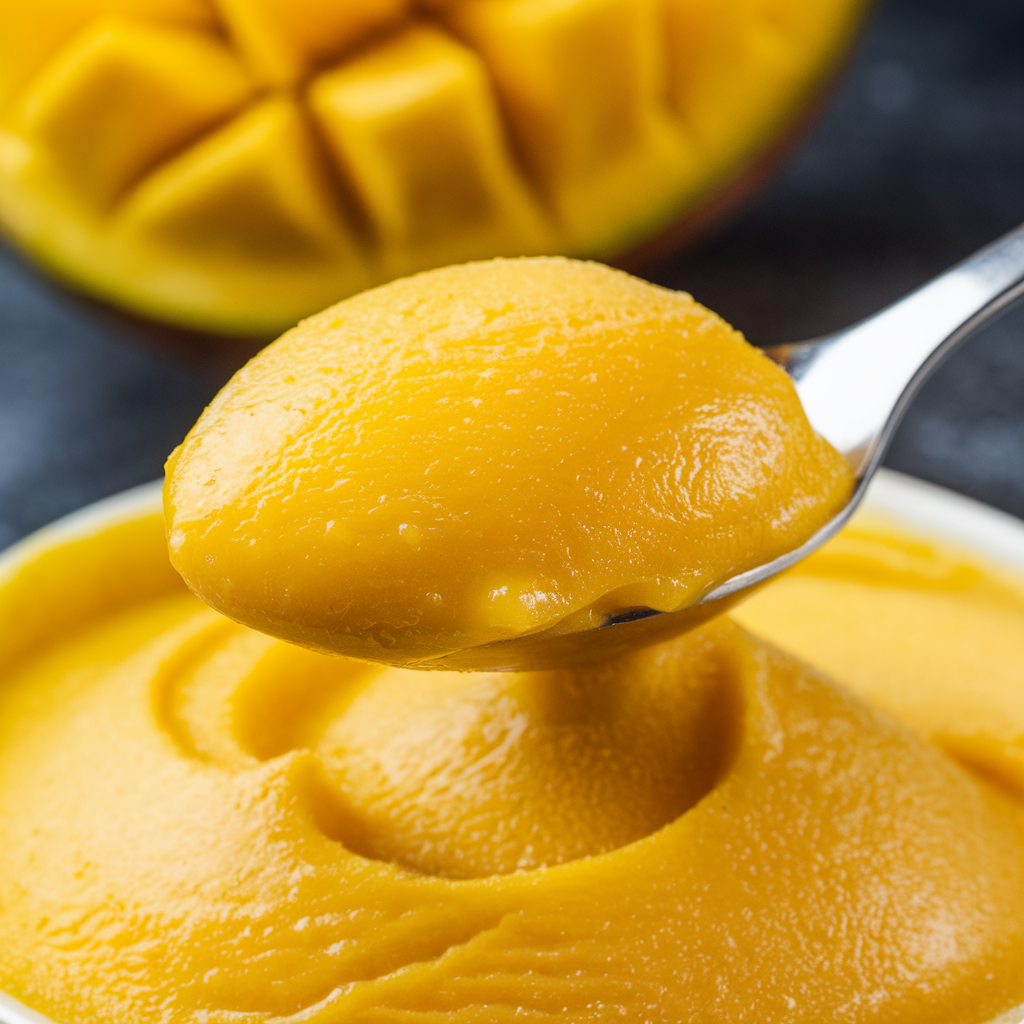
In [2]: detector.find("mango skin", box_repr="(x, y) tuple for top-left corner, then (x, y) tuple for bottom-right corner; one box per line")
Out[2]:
(4, 499), (1024, 1023)
(0, 0), (868, 336)
(164, 258), (854, 668)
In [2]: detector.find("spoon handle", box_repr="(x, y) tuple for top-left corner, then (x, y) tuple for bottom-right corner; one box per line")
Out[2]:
(768, 221), (1024, 475)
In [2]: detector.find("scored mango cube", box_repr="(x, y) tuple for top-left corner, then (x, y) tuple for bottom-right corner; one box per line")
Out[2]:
(119, 96), (366, 272)
(666, 0), (864, 171)
(0, 0), (216, 111)
(309, 24), (552, 278)
(446, 0), (697, 253)
(15, 18), (253, 210)
(215, 0), (410, 88)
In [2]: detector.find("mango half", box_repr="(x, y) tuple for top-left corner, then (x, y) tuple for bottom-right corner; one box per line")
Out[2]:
(0, 0), (866, 337)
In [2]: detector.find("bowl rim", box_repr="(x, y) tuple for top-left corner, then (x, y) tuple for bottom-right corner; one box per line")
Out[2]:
(1, 468), (1023, 1024)
(0, 478), (164, 587)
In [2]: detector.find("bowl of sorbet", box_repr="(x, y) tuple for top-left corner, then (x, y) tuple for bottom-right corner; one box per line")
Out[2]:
(1, 467), (1024, 1024)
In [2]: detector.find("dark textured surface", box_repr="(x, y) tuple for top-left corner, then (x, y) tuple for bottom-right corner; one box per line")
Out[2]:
(1, 0), (1023, 552)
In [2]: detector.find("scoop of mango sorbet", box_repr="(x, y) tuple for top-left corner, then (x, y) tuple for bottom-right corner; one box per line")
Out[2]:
(165, 258), (853, 668)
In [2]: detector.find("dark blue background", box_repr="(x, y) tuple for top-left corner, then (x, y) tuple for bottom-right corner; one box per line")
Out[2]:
(2, 0), (1023, 552)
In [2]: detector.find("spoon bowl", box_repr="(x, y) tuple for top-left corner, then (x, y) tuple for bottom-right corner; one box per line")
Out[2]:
(423, 222), (1024, 672)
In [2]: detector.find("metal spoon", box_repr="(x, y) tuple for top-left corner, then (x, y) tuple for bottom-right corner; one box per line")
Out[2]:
(431, 221), (1024, 672)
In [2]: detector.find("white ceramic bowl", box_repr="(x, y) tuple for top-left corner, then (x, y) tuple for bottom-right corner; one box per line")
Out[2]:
(1, 469), (1023, 1024)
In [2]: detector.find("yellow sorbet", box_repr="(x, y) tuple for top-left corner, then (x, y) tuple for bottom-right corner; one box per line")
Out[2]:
(2, 504), (1024, 1024)
(164, 258), (854, 669)
(734, 512), (1024, 799)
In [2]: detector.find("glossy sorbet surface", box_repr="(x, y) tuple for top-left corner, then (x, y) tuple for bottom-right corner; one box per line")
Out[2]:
(2, 509), (1024, 1023)
(165, 258), (854, 668)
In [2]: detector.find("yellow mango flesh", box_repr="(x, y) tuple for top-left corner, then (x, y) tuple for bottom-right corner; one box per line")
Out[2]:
(164, 259), (854, 668)
(0, 0), (866, 335)
(307, 24), (553, 279)
(3, 506), (1024, 1023)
